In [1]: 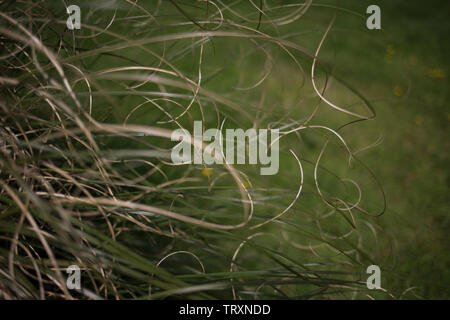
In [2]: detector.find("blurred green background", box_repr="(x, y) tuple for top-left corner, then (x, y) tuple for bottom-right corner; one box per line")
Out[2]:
(315, 0), (449, 298)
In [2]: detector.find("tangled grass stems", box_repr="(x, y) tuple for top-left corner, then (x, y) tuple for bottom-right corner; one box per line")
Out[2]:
(0, 0), (398, 299)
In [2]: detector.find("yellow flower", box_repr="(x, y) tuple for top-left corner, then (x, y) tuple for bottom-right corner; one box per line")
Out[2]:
(393, 85), (403, 97)
(425, 68), (445, 79)
(409, 56), (417, 66)
(201, 167), (212, 178)
(386, 45), (395, 54)
(385, 45), (395, 63)
(415, 115), (424, 126)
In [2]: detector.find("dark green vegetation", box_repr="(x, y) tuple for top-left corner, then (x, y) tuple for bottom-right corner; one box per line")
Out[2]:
(0, 0), (448, 299)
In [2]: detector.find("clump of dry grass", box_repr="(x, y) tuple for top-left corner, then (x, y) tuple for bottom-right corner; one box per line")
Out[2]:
(0, 0), (393, 299)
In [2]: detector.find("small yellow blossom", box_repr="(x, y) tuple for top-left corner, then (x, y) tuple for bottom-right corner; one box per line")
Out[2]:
(425, 68), (445, 79)
(385, 45), (395, 63)
(393, 85), (403, 97)
(201, 167), (212, 177)
(415, 115), (424, 126)
(409, 56), (417, 66)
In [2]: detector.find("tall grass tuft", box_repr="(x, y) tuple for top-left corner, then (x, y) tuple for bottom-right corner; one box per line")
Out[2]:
(0, 0), (394, 299)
